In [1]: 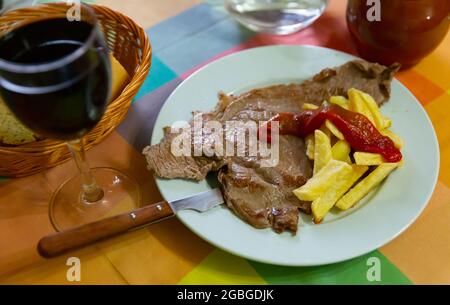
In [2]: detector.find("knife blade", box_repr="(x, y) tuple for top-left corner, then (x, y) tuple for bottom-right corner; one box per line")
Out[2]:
(37, 188), (224, 258)
(168, 188), (224, 213)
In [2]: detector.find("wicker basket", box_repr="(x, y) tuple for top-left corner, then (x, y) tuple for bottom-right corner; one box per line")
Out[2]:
(0, 3), (152, 177)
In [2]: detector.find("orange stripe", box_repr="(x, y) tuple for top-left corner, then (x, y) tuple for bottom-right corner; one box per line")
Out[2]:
(395, 69), (444, 106)
(0, 248), (127, 284)
(415, 33), (450, 91)
(424, 92), (450, 188)
(380, 181), (450, 284)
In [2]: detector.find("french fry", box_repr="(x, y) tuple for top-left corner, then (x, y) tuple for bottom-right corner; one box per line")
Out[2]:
(336, 162), (400, 210)
(343, 155), (352, 164)
(325, 120), (345, 140)
(302, 103), (319, 110)
(312, 165), (369, 223)
(313, 129), (332, 175)
(305, 134), (315, 160)
(381, 129), (404, 149)
(293, 160), (352, 202)
(330, 96), (350, 110)
(348, 88), (376, 125)
(356, 89), (390, 130)
(354, 152), (385, 165)
(331, 140), (351, 163)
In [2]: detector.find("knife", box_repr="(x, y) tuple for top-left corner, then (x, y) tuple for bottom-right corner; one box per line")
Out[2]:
(37, 188), (224, 258)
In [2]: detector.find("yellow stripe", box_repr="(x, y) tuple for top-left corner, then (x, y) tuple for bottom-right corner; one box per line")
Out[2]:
(179, 249), (266, 285)
(99, 220), (214, 284)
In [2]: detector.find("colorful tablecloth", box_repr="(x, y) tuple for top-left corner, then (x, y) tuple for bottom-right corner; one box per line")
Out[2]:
(1, 0), (449, 284)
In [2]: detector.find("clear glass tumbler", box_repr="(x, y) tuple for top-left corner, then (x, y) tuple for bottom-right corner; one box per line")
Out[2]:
(225, 0), (328, 35)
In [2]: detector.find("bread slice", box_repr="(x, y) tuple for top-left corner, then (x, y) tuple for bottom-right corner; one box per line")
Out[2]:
(110, 54), (130, 101)
(0, 99), (37, 145)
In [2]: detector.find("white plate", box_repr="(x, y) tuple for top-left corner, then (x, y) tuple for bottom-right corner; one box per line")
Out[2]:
(151, 45), (439, 266)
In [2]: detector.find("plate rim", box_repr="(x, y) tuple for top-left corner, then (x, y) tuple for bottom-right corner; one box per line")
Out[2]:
(151, 45), (440, 266)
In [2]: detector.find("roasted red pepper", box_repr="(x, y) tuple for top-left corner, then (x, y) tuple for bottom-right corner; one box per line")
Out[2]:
(260, 104), (402, 163)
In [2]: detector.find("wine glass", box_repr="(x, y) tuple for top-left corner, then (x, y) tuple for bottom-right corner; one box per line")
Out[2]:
(0, 2), (141, 231)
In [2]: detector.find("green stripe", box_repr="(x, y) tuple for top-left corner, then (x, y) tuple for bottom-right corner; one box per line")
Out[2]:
(132, 56), (178, 102)
(249, 250), (412, 284)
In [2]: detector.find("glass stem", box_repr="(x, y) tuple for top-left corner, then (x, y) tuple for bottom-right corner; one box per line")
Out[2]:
(67, 139), (104, 203)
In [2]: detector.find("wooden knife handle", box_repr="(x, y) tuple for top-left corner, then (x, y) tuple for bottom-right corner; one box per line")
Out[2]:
(37, 201), (174, 258)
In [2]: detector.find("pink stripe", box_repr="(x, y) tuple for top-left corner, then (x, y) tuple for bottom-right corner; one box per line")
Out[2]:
(181, 15), (358, 79)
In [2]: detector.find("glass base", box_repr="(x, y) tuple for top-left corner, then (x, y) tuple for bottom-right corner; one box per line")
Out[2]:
(49, 167), (141, 231)
(225, 0), (328, 35)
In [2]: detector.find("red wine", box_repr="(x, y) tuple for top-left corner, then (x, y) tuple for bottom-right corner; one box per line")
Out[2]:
(0, 18), (111, 140)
